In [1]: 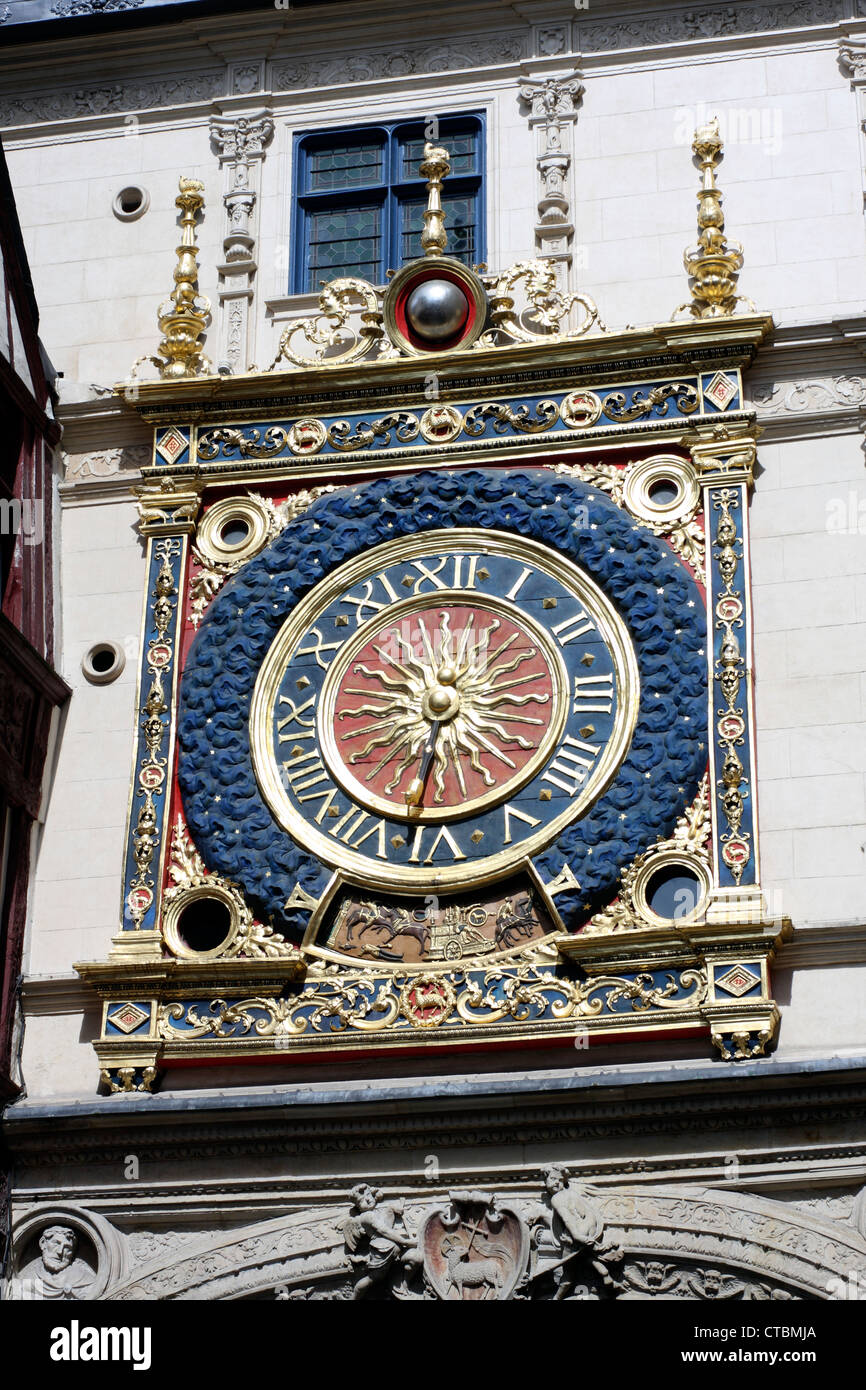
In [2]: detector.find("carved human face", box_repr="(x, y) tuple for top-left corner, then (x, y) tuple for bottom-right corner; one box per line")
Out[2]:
(39, 1226), (76, 1272)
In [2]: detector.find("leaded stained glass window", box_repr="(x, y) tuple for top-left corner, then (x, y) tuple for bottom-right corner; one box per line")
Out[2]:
(292, 116), (484, 294)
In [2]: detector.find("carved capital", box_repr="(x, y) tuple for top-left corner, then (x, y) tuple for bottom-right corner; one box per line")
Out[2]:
(135, 475), (203, 536)
(685, 422), (758, 484)
(839, 38), (866, 82)
(210, 111), (274, 165)
(518, 74), (584, 123)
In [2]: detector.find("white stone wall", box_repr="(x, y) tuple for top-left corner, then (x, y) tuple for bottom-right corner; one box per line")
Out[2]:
(27, 496), (145, 976)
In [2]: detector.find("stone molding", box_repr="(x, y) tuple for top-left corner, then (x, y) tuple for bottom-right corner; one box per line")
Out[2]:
(578, 1), (847, 54)
(7, 1060), (866, 1169)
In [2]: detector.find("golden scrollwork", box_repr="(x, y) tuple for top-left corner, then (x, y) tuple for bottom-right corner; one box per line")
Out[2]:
(479, 259), (607, 346)
(155, 959), (708, 1044)
(268, 277), (393, 371)
(265, 255), (608, 372)
(583, 776), (712, 934)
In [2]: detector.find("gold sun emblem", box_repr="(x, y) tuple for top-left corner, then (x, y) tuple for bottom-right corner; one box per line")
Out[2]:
(335, 609), (552, 807)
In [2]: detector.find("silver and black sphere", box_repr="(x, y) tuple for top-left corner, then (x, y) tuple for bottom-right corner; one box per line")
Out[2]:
(404, 279), (469, 342)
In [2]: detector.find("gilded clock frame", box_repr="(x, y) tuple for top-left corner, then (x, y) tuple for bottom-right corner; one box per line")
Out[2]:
(249, 528), (639, 891)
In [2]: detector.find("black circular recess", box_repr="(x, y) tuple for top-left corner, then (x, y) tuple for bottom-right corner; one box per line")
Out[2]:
(176, 897), (233, 954)
(645, 864), (702, 921)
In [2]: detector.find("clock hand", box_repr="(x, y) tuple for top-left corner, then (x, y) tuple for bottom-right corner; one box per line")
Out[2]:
(404, 720), (441, 808)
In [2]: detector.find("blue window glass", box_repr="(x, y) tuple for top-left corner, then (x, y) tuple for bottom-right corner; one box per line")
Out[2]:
(293, 115), (484, 294)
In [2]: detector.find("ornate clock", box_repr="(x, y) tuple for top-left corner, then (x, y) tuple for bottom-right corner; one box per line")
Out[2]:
(177, 469), (708, 942)
(249, 528), (637, 891)
(79, 145), (790, 1093)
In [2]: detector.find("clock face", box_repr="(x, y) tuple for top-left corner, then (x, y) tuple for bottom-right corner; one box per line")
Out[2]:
(250, 529), (639, 891)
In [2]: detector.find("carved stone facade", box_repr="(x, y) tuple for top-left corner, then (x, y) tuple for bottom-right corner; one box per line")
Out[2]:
(7, 1174), (866, 1301)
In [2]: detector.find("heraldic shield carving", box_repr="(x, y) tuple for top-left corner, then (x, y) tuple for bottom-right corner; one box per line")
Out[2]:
(422, 1192), (529, 1301)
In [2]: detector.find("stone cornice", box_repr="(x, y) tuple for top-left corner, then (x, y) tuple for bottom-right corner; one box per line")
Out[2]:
(6, 1056), (866, 1168)
(747, 314), (866, 437)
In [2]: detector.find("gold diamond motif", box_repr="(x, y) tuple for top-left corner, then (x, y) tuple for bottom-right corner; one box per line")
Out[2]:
(108, 1002), (149, 1035)
(579, 725), (595, 739)
(471, 830), (484, 844)
(581, 653), (595, 667)
(477, 568), (490, 581)
(296, 676), (310, 690)
(155, 427), (186, 464)
(391, 834), (406, 848)
(705, 370), (738, 411)
(542, 597), (557, 609)
(716, 964), (760, 998)
(539, 789), (552, 801)
(335, 615), (349, 627)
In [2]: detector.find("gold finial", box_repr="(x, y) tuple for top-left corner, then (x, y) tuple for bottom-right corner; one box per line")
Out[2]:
(154, 176), (212, 378)
(677, 118), (754, 319)
(419, 143), (451, 257)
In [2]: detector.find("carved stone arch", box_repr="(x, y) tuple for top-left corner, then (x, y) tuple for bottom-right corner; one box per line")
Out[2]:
(103, 1183), (866, 1301)
(107, 1210), (350, 1301)
(595, 1185), (866, 1300)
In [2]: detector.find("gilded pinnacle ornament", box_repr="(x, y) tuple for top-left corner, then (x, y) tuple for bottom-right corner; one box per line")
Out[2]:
(676, 118), (754, 320)
(419, 141), (451, 256)
(154, 176), (212, 378)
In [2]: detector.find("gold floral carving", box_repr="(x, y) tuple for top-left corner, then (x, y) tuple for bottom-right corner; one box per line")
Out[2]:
(478, 259), (606, 346)
(712, 489), (751, 885)
(126, 539), (179, 929)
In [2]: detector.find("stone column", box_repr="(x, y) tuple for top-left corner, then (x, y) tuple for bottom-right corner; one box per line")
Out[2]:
(517, 74), (584, 292)
(209, 110), (274, 372)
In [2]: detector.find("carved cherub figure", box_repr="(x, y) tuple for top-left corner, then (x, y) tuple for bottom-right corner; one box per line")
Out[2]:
(343, 1184), (419, 1300)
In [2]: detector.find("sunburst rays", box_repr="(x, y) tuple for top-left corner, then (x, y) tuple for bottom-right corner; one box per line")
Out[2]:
(336, 610), (550, 804)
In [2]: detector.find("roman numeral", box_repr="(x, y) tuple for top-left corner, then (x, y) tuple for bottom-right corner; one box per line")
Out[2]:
(552, 610), (596, 645)
(276, 694), (317, 742)
(506, 566), (532, 601)
(328, 807), (388, 859)
(503, 803), (542, 845)
(340, 572), (400, 624)
(408, 824), (466, 864)
(451, 554), (481, 590)
(572, 673), (614, 715)
(542, 735), (601, 796)
(282, 747), (330, 795)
